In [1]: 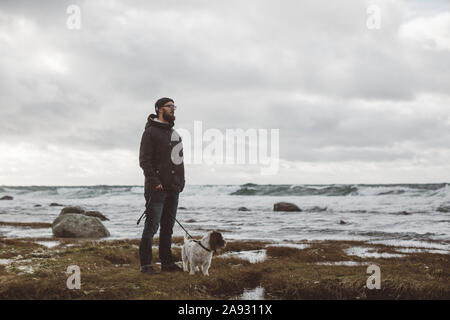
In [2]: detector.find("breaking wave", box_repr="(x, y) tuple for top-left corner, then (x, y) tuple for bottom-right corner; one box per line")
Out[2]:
(0, 185), (136, 199)
(230, 183), (449, 197)
(1, 183), (449, 199)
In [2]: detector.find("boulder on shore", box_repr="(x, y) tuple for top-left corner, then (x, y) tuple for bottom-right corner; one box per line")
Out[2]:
(273, 202), (302, 212)
(0, 196), (13, 201)
(58, 206), (109, 221)
(52, 214), (110, 238)
(238, 207), (250, 211)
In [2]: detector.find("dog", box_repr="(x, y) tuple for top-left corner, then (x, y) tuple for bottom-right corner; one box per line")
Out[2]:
(182, 230), (226, 276)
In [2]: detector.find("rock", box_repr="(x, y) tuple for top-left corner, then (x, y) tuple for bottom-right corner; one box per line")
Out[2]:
(34, 204), (42, 208)
(60, 206), (86, 215)
(0, 196), (13, 200)
(437, 205), (450, 213)
(50, 203), (64, 207)
(399, 211), (410, 215)
(178, 207), (187, 210)
(238, 207), (250, 211)
(58, 206), (109, 221)
(339, 220), (347, 225)
(52, 214), (110, 238)
(84, 211), (109, 221)
(273, 202), (301, 212)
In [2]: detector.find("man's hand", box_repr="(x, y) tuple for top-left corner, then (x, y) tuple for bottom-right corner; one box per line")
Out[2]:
(155, 184), (163, 191)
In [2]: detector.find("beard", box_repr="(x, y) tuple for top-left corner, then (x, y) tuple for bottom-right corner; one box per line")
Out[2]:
(162, 109), (175, 123)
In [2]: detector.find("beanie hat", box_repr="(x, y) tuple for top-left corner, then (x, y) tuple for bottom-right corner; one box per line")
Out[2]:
(155, 97), (174, 115)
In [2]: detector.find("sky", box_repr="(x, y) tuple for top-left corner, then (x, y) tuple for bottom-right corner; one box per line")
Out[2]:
(0, 0), (449, 185)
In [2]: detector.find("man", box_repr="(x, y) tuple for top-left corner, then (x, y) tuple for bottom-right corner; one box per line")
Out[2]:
(139, 97), (185, 273)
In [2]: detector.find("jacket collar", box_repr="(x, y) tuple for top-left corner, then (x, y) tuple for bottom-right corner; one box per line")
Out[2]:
(145, 114), (174, 130)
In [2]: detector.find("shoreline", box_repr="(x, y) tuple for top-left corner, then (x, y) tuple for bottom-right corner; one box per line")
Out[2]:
(1, 235), (449, 300)
(1, 219), (449, 250)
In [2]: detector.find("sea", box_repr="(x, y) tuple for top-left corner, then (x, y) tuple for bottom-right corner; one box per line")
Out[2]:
(1, 183), (449, 251)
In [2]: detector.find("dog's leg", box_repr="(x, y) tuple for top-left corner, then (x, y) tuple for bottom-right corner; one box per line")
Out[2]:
(182, 247), (188, 272)
(189, 259), (196, 275)
(202, 261), (211, 276)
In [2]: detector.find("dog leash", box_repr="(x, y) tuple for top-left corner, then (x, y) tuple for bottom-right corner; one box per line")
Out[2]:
(138, 199), (213, 253)
(174, 218), (213, 253)
(136, 195), (151, 225)
(174, 218), (194, 239)
(136, 211), (146, 225)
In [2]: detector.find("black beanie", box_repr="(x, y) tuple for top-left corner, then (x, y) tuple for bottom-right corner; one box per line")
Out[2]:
(155, 97), (174, 115)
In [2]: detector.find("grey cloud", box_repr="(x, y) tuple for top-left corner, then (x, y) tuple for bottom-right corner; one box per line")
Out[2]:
(0, 0), (449, 169)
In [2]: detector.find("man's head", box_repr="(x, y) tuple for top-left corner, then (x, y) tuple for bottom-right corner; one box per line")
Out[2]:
(155, 97), (176, 123)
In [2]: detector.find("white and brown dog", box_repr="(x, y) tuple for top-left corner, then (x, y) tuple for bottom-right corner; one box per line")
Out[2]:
(182, 231), (226, 276)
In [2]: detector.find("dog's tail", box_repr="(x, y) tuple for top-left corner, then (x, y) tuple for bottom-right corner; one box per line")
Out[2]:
(184, 232), (189, 244)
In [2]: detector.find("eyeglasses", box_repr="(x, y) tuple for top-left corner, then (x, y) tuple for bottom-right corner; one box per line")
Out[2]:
(163, 104), (177, 110)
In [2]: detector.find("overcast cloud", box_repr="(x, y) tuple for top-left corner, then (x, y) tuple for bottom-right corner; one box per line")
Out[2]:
(0, 0), (449, 185)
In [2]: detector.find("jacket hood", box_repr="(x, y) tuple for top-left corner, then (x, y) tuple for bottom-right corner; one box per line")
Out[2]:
(145, 114), (174, 130)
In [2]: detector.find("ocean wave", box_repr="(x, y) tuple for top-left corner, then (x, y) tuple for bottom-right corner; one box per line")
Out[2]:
(2, 186), (59, 194)
(356, 184), (448, 197)
(2, 183), (449, 200)
(56, 186), (135, 198)
(1, 186), (59, 197)
(307, 206), (328, 212)
(1, 185), (138, 199)
(230, 183), (450, 197)
(432, 184), (450, 197)
(131, 187), (144, 194)
(350, 230), (438, 241)
(377, 190), (406, 195)
(230, 184), (358, 196)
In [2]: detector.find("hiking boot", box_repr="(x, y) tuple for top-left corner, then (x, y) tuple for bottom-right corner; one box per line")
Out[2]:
(161, 263), (183, 272)
(140, 265), (158, 274)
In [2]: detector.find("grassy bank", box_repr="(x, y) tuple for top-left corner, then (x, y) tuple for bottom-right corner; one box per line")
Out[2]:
(0, 236), (448, 299)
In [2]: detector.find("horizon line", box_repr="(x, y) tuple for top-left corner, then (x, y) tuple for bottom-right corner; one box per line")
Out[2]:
(1, 182), (449, 187)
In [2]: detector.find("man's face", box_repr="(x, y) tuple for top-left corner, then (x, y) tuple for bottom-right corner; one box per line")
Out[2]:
(161, 101), (176, 122)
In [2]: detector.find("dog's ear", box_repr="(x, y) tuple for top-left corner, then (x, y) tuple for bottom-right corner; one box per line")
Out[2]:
(209, 231), (221, 251)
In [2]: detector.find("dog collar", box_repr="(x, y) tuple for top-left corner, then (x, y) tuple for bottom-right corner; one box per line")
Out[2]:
(194, 240), (215, 254)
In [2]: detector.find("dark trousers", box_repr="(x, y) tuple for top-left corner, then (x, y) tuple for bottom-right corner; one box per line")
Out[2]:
(139, 190), (179, 268)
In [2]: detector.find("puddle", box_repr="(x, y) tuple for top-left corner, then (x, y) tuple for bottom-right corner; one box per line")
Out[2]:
(394, 247), (449, 255)
(345, 247), (405, 259)
(65, 243), (78, 247)
(35, 241), (60, 248)
(221, 250), (267, 263)
(316, 261), (368, 266)
(0, 259), (13, 265)
(368, 239), (450, 251)
(265, 243), (310, 250)
(240, 286), (265, 300)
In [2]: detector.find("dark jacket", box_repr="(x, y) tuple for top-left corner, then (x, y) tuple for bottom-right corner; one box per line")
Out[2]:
(139, 114), (185, 198)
